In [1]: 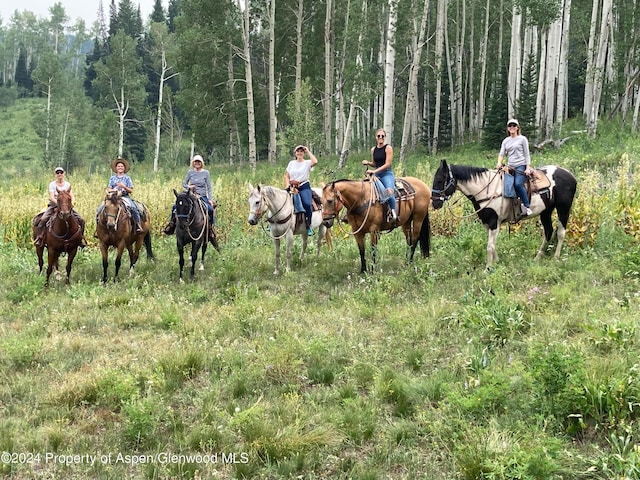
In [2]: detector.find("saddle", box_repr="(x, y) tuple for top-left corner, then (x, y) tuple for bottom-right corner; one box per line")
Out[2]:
(505, 167), (552, 221)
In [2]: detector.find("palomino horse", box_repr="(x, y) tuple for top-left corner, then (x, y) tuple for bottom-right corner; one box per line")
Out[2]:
(173, 189), (214, 281)
(322, 176), (431, 273)
(96, 190), (154, 283)
(32, 189), (85, 286)
(247, 184), (331, 275)
(431, 159), (577, 270)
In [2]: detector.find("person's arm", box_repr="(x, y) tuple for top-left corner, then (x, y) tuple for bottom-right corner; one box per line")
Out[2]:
(523, 137), (532, 174)
(284, 170), (291, 189)
(362, 147), (375, 168)
(205, 172), (213, 201)
(306, 147), (318, 168)
(183, 171), (192, 191)
(48, 184), (57, 203)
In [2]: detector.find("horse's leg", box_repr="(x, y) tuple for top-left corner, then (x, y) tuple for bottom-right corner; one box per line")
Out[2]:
(403, 218), (418, 262)
(178, 241), (186, 282)
(355, 232), (367, 273)
(316, 225), (326, 255)
(114, 244), (125, 282)
(300, 229), (308, 262)
(100, 244), (109, 284)
(486, 227), (500, 269)
(533, 208), (556, 260)
(199, 239), (207, 271)
(273, 237), (281, 275)
(36, 246), (44, 274)
(370, 232), (380, 272)
(285, 230), (294, 273)
(65, 247), (78, 285)
(44, 250), (56, 287)
(129, 238), (143, 276)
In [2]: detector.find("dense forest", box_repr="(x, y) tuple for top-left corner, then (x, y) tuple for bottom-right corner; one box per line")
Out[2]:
(0, 0), (636, 171)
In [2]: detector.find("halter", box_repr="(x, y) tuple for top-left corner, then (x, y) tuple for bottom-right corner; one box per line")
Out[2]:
(431, 163), (457, 202)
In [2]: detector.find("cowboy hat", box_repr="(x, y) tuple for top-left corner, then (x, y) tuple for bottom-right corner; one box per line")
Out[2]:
(191, 154), (205, 166)
(110, 156), (130, 173)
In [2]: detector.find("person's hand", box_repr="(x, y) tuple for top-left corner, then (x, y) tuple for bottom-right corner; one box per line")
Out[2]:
(362, 160), (370, 166)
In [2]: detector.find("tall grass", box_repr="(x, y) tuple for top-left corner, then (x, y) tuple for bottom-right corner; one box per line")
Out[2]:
(0, 135), (640, 478)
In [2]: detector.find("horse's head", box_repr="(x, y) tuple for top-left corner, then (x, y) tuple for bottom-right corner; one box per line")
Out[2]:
(321, 182), (343, 227)
(247, 184), (264, 226)
(56, 189), (73, 219)
(102, 189), (123, 230)
(431, 159), (457, 209)
(174, 188), (196, 230)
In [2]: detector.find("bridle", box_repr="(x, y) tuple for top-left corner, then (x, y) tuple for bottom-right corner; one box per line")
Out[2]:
(431, 163), (457, 203)
(322, 181), (375, 235)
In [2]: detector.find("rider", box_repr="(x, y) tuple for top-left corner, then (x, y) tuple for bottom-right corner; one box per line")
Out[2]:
(496, 118), (533, 216)
(362, 128), (397, 224)
(107, 156), (143, 233)
(163, 154), (217, 243)
(34, 166), (86, 247)
(285, 144), (318, 236)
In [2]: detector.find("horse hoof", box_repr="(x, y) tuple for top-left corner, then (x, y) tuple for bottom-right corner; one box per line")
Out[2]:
(199, 264), (204, 271)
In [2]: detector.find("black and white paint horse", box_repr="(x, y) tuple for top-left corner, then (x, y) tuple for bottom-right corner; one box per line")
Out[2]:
(431, 159), (577, 269)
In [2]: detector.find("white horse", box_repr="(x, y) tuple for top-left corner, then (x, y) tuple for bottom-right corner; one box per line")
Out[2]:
(248, 184), (331, 275)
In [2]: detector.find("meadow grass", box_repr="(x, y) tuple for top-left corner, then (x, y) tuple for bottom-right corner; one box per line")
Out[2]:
(0, 144), (640, 478)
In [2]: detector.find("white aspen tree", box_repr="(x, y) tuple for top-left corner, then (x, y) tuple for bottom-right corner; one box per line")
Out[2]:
(294, 0), (303, 112)
(323, 0), (334, 155)
(508, 6), (523, 117)
(383, 0), (398, 142)
(477, 0), (490, 136)
(454, 0), (465, 143)
(632, 84), (640, 130)
(444, 18), (456, 147)
(587, 0), (613, 137)
(583, 0), (599, 125)
(267, 0), (277, 164)
(237, 0), (257, 168)
(399, 0), (430, 165)
(431, 0), (446, 154)
(227, 46), (240, 165)
(556, 0), (571, 129)
(334, 0), (351, 160)
(338, 0), (366, 169)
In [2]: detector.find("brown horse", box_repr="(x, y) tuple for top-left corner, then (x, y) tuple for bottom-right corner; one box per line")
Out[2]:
(96, 190), (154, 283)
(322, 176), (431, 273)
(32, 189), (85, 286)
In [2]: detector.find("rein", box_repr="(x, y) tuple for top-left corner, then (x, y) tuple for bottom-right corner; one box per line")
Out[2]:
(177, 195), (207, 241)
(435, 167), (504, 218)
(328, 180), (375, 236)
(259, 188), (294, 240)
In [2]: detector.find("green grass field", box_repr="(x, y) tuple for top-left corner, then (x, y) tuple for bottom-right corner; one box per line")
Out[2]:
(1, 111), (640, 478)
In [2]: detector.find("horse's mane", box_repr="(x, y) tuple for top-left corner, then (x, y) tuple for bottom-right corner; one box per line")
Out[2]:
(451, 164), (490, 182)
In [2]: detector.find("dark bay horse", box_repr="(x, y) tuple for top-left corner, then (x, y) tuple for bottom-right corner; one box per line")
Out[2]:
(173, 189), (211, 281)
(96, 190), (153, 283)
(431, 159), (577, 269)
(248, 184), (331, 275)
(322, 176), (431, 273)
(32, 189), (85, 286)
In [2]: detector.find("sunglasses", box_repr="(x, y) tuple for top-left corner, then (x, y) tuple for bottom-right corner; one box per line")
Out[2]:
(377, 134), (385, 138)
(507, 123), (518, 128)
(55, 170), (64, 174)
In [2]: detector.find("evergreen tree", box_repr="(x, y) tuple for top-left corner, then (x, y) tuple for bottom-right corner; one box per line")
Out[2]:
(15, 46), (33, 97)
(151, 0), (166, 24)
(167, 0), (181, 33)
(516, 53), (538, 142)
(482, 65), (510, 150)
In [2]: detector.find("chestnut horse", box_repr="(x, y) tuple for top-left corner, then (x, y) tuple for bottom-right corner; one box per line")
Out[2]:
(32, 189), (85, 286)
(431, 159), (577, 270)
(322, 176), (431, 273)
(96, 190), (154, 283)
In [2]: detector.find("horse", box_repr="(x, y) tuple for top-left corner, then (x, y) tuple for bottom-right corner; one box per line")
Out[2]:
(247, 184), (331, 275)
(321, 176), (431, 273)
(96, 190), (154, 283)
(32, 189), (85, 287)
(430, 158), (577, 270)
(173, 189), (213, 281)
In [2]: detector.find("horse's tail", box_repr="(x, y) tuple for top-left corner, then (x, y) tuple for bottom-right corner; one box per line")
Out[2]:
(419, 210), (430, 257)
(144, 230), (154, 260)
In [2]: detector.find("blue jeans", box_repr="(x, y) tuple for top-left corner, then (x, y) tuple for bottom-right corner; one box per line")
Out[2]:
(377, 169), (396, 211)
(513, 165), (530, 208)
(297, 183), (313, 227)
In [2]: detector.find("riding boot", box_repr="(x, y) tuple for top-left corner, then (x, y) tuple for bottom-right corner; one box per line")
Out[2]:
(209, 225), (219, 250)
(34, 224), (45, 247)
(163, 216), (176, 235)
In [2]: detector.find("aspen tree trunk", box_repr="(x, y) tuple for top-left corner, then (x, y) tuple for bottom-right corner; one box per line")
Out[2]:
(238, 0), (257, 168)
(444, 21), (456, 148)
(335, 0), (351, 160)
(383, 0), (398, 141)
(508, 7), (523, 117)
(153, 50), (178, 172)
(295, 0), (303, 113)
(399, 0), (430, 167)
(267, 0), (277, 163)
(588, 0), (613, 137)
(477, 0), (490, 135)
(323, 0), (334, 156)
(454, 0), (465, 144)
(45, 79), (52, 166)
(556, 0), (571, 128)
(431, 0), (446, 154)
(227, 46), (239, 165)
